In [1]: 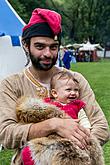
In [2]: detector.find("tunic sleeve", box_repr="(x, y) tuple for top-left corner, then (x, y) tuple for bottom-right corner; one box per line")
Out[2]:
(78, 108), (91, 129)
(0, 77), (32, 149)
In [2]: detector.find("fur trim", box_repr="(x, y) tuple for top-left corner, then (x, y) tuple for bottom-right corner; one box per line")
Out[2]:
(16, 97), (104, 165)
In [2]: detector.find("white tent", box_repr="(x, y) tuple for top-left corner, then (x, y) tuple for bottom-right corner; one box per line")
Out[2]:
(0, 0), (27, 80)
(0, 36), (27, 80)
(79, 41), (103, 51)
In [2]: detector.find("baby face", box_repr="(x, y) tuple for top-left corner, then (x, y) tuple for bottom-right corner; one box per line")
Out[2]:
(52, 78), (79, 104)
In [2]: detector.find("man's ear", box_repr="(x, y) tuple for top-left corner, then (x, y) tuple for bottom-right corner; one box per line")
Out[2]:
(51, 89), (58, 98)
(22, 39), (30, 66)
(22, 39), (29, 54)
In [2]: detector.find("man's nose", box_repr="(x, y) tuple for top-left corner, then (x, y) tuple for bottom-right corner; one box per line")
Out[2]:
(44, 47), (51, 57)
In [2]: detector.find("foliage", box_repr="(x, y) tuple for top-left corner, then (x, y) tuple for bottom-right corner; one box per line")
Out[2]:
(8, 0), (110, 45)
(8, 0), (28, 22)
(8, 0), (48, 23)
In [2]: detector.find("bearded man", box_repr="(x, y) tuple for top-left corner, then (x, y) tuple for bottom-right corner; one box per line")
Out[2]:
(0, 8), (109, 165)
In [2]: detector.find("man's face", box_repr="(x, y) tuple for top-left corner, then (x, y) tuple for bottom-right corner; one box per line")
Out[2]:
(28, 37), (59, 71)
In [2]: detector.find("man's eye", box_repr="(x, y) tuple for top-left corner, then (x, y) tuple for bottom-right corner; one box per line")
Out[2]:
(35, 45), (44, 50)
(50, 45), (59, 50)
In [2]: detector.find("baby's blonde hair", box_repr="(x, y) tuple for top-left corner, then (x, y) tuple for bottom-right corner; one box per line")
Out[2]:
(50, 71), (79, 90)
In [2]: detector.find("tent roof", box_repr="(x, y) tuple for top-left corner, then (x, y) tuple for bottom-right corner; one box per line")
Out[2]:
(0, 0), (25, 36)
(79, 41), (103, 51)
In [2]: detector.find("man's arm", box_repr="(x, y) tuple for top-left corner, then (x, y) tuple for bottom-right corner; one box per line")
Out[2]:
(28, 117), (90, 149)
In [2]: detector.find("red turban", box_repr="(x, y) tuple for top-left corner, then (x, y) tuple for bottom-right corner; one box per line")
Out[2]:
(22, 8), (62, 42)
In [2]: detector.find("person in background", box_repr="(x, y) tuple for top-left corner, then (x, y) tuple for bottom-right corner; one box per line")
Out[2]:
(62, 46), (72, 69)
(55, 45), (64, 67)
(0, 8), (109, 165)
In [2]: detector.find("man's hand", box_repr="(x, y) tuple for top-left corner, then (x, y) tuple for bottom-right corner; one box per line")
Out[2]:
(50, 118), (90, 149)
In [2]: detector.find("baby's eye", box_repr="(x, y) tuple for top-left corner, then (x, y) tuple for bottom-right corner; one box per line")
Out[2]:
(66, 88), (71, 91)
(74, 88), (79, 91)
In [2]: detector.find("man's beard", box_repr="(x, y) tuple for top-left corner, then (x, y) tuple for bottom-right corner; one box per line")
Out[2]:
(29, 52), (58, 71)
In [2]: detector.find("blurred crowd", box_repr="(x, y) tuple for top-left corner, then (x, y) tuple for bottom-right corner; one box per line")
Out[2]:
(56, 45), (99, 69)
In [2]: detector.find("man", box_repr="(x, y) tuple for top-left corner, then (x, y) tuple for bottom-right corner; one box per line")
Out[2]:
(0, 8), (109, 165)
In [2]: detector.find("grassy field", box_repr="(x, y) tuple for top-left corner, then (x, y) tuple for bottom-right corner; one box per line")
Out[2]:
(0, 59), (110, 165)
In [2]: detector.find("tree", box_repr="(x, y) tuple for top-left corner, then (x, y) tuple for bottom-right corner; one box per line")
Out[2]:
(8, 0), (110, 45)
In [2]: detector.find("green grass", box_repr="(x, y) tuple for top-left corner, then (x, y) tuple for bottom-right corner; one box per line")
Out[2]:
(0, 150), (13, 165)
(0, 59), (110, 164)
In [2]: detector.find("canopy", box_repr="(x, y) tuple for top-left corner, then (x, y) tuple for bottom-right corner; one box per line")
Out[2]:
(0, 0), (27, 80)
(0, 0), (25, 36)
(79, 41), (103, 51)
